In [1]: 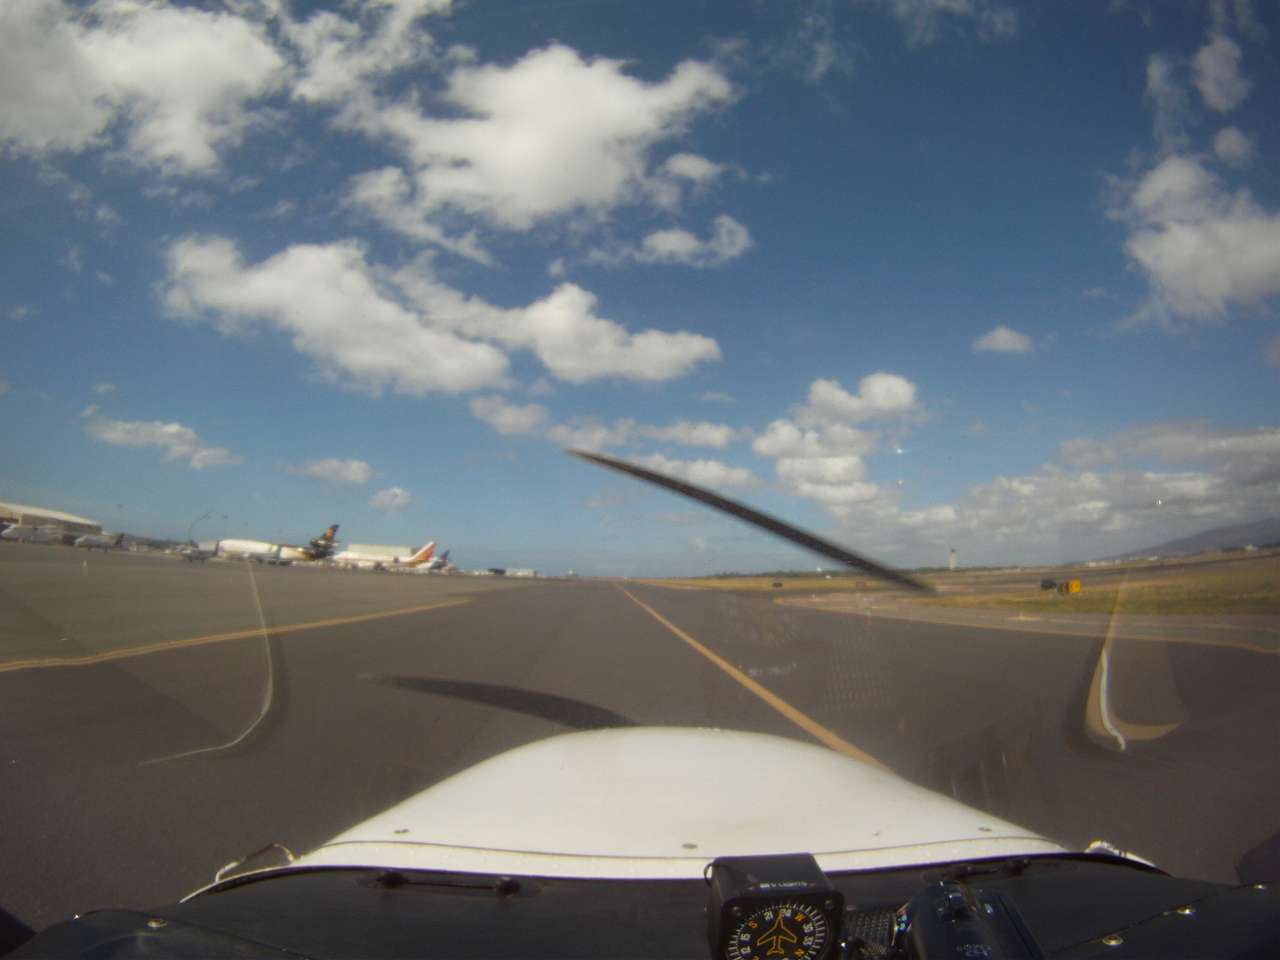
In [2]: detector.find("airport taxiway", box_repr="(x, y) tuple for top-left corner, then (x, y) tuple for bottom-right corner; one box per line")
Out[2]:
(1, 545), (1276, 929)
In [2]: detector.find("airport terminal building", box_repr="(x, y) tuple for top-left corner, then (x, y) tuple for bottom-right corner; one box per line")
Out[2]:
(0, 501), (101, 537)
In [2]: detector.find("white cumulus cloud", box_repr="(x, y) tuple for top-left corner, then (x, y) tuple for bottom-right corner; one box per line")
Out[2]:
(751, 373), (922, 515)
(635, 453), (757, 488)
(163, 236), (510, 395)
(790, 477), (881, 505)
(520, 284), (721, 382)
(972, 325), (1033, 354)
(346, 167), (493, 263)
(92, 382), (116, 395)
(343, 43), (734, 238)
(1128, 154), (1219, 223)
(546, 419), (636, 451)
(469, 395), (549, 436)
(286, 0), (449, 104)
(802, 373), (921, 424)
(1213, 126), (1254, 167)
(753, 420), (876, 459)
(369, 486), (412, 512)
(1061, 421), (1280, 469)
(775, 452), (879, 506)
(388, 256), (721, 385)
(81, 406), (241, 469)
(595, 215), (752, 269)
(287, 457), (375, 486)
(1115, 155), (1280, 325)
(0, 0), (286, 173)
(638, 421), (739, 449)
(661, 152), (726, 184)
(775, 455), (867, 485)
(753, 420), (878, 510)
(1192, 32), (1251, 112)
(823, 417), (1280, 565)
(541, 417), (739, 451)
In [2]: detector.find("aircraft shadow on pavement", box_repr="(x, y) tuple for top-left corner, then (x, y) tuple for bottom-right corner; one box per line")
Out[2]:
(361, 674), (636, 731)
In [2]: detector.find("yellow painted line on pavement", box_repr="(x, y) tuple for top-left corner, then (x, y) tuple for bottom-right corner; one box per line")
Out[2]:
(0, 598), (473, 674)
(619, 587), (889, 771)
(776, 598), (1280, 656)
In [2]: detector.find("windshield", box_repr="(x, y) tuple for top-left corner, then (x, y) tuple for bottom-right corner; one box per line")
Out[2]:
(2, 0), (1278, 931)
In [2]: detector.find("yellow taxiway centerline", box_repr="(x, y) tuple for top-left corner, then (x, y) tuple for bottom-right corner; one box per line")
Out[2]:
(0, 597), (473, 674)
(619, 587), (889, 771)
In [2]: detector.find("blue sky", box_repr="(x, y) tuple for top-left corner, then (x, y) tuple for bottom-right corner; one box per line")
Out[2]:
(2, 0), (1278, 574)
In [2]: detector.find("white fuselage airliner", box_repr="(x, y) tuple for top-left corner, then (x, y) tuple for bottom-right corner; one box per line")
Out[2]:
(331, 541), (435, 571)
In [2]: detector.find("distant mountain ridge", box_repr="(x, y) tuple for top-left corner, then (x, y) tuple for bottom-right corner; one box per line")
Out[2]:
(1106, 517), (1280, 560)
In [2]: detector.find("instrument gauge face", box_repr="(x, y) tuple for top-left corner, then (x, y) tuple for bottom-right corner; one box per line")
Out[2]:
(707, 854), (843, 960)
(726, 900), (832, 960)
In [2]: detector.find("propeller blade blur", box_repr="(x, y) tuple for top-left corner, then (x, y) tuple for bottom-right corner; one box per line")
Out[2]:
(570, 449), (933, 594)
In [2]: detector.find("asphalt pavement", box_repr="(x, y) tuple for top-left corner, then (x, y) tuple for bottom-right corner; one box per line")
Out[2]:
(1, 544), (1277, 930)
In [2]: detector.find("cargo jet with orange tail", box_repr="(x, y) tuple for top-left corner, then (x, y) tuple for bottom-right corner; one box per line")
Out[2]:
(330, 540), (436, 571)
